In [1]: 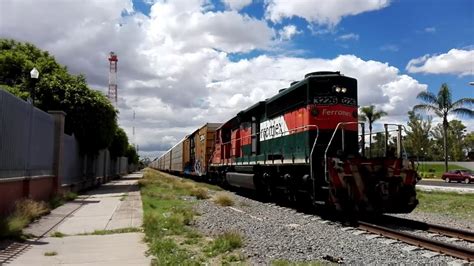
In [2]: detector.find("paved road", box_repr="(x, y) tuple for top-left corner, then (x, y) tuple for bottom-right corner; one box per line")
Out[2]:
(419, 179), (474, 188)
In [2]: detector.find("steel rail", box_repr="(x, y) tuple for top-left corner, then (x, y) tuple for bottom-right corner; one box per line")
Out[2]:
(358, 221), (474, 261)
(376, 215), (474, 243)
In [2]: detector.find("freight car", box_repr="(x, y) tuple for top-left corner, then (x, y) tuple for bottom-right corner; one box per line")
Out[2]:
(152, 71), (419, 214)
(153, 123), (221, 177)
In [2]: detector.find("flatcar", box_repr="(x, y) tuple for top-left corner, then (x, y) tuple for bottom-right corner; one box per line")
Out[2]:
(151, 71), (419, 214)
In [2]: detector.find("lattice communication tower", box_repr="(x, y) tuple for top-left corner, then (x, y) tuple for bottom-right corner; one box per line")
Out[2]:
(107, 52), (118, 107)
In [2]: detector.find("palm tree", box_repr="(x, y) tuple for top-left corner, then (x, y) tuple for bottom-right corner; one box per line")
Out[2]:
(359, 105), (387, 157)
(414, 83), (474, 172)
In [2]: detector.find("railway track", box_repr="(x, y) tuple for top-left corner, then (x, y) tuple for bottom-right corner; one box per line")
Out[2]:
(357, 219), (474, 261)
(377, 215), (474, 242)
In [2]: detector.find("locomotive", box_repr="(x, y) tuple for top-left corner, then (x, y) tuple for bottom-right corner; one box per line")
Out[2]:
(150, 71), (419, 214)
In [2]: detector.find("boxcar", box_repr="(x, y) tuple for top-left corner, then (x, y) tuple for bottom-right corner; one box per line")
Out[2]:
(183, 123), (221, 177)
(170, 139), (185, 173)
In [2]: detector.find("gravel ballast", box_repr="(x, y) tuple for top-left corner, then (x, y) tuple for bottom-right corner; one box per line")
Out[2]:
(193, 192), (470, 264)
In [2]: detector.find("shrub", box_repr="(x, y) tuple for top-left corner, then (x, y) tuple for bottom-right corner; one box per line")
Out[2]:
(0, 199), (49, 238)
(213, 192), (234, 206)
(190, 187), (209, 199)
(204, 232), (243, 257)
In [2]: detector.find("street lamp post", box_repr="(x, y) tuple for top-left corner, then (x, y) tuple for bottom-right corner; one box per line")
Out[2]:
(25, 68), (39, 180)
(30, 68), (39, 105)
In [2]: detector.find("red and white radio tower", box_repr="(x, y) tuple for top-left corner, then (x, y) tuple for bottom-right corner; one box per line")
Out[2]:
(107, 52), (118, 107)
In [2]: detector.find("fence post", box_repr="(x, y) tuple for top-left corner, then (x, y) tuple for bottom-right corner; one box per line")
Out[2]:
(48, 111), (66, 194)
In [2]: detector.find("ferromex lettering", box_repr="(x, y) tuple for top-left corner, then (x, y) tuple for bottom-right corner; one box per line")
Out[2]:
(259, 116), (289, 141)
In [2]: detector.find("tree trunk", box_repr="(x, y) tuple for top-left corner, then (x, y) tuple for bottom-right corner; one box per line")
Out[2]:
(369, 124), (372, 158)
(443, 116), (448, 173)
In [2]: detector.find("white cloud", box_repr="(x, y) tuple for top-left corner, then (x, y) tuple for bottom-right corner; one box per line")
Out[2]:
(278, 25), (301, 41)
(1, 0), (430, 158)
(265, 0), (390, 26)
(424, 27), (436, 33)
(380, 44), (399, 52)
(148, 1), (274, 53)
(221, 0), (252, 10)
(336, 33), (359, 41)
(406, 49), (474, 76)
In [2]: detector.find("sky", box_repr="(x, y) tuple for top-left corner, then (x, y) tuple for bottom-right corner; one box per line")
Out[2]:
(1, 0), (473, 159)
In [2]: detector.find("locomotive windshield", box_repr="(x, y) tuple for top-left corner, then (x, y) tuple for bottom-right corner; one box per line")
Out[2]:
(309, 77), (357, 107)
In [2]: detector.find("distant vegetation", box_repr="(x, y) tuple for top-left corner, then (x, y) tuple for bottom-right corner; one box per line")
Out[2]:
(413, 83), (473, 170)
(417, 163), (468, 179)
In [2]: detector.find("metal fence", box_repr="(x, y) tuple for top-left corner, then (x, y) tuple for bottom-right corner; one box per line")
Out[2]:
(1, 89), (131, 184)
(62, 133), (83, 185)
(0, 90), (54, 178)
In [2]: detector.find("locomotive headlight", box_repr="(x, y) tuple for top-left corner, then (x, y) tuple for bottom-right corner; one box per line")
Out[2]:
(341, 87), (347, 93)
(335, 86), (341, 93)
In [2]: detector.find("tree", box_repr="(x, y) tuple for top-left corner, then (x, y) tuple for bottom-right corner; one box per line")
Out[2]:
(431, 120), (468, 161)
(0, 39), (118, 155)
(405, 111), (432, 159)
(371, 132), (386, 157)
(109, 127), (129, 158)
(126, 145), (139, 165)
(447, 120), (467, 161)
(359, 105), (387, 157)
(414, 83), (474, 171)
(465, 132), (474, 160)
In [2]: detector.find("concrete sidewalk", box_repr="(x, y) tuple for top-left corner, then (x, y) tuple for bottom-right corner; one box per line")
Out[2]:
(1, 172), (150, 265)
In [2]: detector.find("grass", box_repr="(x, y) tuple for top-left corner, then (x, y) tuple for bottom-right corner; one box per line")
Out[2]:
(79, 227), (142, 236)
(190, 187), (209, 199)
(120, 194), (128, 201)
(0, 199), (50, 239)
(213, 192), (234, 206)
(417, 163), (468, 179)
(221, 253), (246, 265)
(49, 191), (78, 209)
(1, 192), (78, 239)
(204, 232), (243, 257)
(44, 251), (58, 256)
(50, 231), (67, 238)
(140, 168), (245, 265)
(415, 190), (474, 221)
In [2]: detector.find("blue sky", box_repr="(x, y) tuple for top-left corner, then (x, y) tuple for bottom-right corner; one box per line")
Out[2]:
(2, 0), (472, 157)
(132, 0), (474, 100)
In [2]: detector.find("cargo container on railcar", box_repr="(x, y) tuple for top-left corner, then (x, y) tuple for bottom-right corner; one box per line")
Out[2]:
(170, 139), (185, 173)
(184, 123), (221, 177)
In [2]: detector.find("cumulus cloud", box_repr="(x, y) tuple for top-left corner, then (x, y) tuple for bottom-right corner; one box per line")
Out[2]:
(1, 0), (428, 158)
(265, 0), (390, 26)
(278, 25), (301, 41)
(221, 0), (252, 10)
(406, 49), (474, 76)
